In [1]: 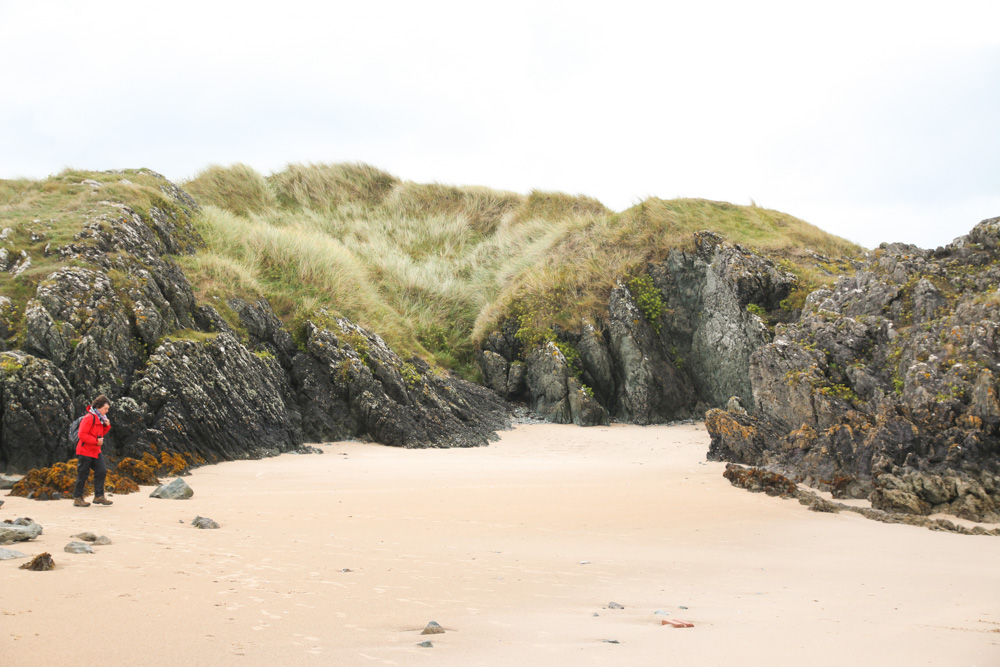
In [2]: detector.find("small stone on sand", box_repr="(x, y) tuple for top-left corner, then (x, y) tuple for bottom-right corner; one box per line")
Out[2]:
(421, 621), (444, 635)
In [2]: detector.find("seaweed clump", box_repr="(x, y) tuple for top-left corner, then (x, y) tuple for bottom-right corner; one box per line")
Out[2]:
(723, 463), (798, 497)
(8, 449), (204, 501)
(19, 552), (55, 571)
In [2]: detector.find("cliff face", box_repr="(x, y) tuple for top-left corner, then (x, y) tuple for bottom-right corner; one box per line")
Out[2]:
(706, 219), (1000, 522)
(0, 171), (508, 474)
(478, 231), (798, 425)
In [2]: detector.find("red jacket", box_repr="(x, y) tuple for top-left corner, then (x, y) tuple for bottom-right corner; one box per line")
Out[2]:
(76, 411), (111, 458)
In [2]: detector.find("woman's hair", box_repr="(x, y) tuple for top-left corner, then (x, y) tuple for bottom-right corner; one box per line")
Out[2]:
(91, 395), (110, 410)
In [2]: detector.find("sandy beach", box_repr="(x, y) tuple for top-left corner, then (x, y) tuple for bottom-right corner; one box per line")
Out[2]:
(2, 422), (998, 666)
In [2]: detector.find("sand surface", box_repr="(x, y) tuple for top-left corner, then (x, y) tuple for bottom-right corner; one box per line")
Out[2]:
(2, 423), (999, 666)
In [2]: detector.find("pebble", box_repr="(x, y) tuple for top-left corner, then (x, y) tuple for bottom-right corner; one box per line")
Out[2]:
(192, 516), (220, 529)
(603, 639), (620, 644)
(607, 602), (624, 610)
(421, 621), (444, 635)
(417, 641), (433, 648)
(73, 532), (98, 542)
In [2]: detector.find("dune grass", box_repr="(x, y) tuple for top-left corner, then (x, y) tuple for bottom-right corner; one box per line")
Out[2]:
(180, 163), (863, 377)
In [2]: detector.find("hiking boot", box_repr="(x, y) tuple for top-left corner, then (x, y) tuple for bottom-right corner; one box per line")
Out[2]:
(92, 496), (113, 506)
(73, 497), (91, 507)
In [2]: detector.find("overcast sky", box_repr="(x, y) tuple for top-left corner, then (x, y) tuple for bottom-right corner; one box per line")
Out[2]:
(1, 1), (998, 249)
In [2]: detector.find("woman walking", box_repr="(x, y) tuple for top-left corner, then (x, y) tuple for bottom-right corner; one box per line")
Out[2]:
(73, 395), (113, 507)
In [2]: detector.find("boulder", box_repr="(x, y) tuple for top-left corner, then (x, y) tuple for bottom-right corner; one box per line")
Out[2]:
(150, 478), (193, 499)
(0, 520), (43, 544)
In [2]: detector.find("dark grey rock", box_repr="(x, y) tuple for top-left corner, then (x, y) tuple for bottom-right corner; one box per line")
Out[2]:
(192, 516), (219, 529)
(526, 343), (574, 423)
(150, 478), (194, 500)
(478, 349), (510, 398)
(291, 318), (509, 449)
(0, 352), (74, 472)
(576, 324), (616, 407)
(507, 361), (527, 398)
(417, 641), (433, 648)
(72, 532), (98, 542)
(607, 602), (624, 610)
(129, 331), (301, 463)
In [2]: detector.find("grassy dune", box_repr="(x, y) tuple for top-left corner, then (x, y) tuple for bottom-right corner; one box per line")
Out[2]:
(182, 163), (863, 377)
(0, 165), (862, 379)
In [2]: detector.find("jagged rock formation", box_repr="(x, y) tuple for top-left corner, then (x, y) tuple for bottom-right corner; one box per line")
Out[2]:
(707, 219), (1000, 522)
(479, 231), (797, 424)
(0, 170), (509, 475)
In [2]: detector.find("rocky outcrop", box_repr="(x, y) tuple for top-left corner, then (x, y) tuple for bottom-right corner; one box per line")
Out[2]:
(0, 353), (74, 469)
(525, 342), (608, 426)
(722, 463), (1000, 535)
(707, 218), (1000, 522)
(0, 170), (511, 476)
(292, 317), (510, 447)
(480, 231), (797, 424)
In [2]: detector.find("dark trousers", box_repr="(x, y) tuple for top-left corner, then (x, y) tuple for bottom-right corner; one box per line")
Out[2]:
(74, 454), (107, 498)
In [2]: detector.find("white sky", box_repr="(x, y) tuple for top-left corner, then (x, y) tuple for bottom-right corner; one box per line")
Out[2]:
(1, 0), (998, 249)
